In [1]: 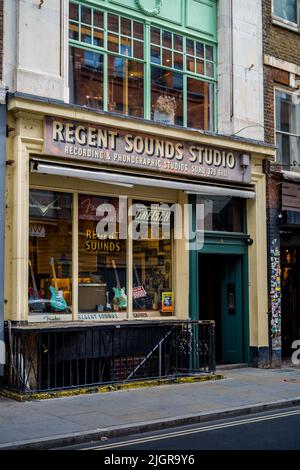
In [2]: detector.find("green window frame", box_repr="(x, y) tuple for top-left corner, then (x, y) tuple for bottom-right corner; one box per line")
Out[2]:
(69, 1), (217, 131)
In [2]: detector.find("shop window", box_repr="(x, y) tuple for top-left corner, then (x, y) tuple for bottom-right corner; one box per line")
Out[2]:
(29, 190), (72, 316)
(275, 90), (300, 169)
(78, 195), (127, 316)
(132, 202), (174, 317)
(68, 2), (216, 131)
(273, 0), (298, 26)
(197, 196), (244, 233)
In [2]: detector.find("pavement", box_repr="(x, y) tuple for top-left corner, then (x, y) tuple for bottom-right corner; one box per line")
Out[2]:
(1, 365), (300, 450)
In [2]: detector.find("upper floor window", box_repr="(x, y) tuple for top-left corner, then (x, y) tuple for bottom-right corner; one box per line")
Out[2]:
(275, 90), (300, 169)
(273, 0), (299, 27)
(68, 2), (216, 132)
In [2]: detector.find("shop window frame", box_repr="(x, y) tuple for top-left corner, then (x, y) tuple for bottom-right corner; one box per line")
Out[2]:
(28, 186), (177, 321)
(68, 0), (217, 132)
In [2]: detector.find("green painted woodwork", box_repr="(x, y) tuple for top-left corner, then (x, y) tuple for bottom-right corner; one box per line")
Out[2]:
(69, 1), (217, 130)
(220, 256), (244, 363)
(74, 0), (217, 42)
(186, 0), (216, 38)
(189, 195), (250, 364)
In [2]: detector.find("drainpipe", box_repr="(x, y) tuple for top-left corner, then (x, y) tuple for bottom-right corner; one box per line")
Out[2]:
(230, 0), (234, 121)
(0, 86), (6, 378)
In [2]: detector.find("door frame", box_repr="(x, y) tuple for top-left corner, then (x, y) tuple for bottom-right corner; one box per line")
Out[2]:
(189, 233), (250, 364)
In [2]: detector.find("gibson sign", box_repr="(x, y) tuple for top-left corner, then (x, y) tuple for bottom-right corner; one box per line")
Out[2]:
(44, 117), (251, 184)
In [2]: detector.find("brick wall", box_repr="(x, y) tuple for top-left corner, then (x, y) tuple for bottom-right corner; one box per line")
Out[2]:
(0, 0), (3, 82)
(263, 0), (300, 145)
(263, 0), (300, 65)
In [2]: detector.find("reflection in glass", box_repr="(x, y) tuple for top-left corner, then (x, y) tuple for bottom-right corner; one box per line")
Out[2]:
(78, 195), (127, 315)
(29, 191), (72, 315)
(197, 196), (244, 233)
(187, 78), (214, 130)
(151, 66), (183, 126)
(132, 202), (173, 317)
(69, 46), (103, 109)
(108, 56), (144, 117)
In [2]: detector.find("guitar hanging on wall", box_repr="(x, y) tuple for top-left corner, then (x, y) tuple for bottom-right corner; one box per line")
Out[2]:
(133, 264), (152, 310)
(28, 260), (47, 312)
(49, 257), (68, 312)
(111, 259), (127, 309)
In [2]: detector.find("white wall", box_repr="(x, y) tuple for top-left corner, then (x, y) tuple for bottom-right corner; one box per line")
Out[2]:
(218, 0), (264, 141)
(4, 0), (68, 101)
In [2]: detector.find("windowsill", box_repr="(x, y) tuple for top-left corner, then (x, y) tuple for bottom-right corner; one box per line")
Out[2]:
(272, 17), (300, 33)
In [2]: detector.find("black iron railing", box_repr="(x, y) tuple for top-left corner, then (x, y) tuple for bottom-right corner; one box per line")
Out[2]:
(4, 320), (215, 393)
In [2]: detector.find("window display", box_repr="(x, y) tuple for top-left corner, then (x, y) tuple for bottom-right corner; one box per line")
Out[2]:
(28, 190), (73, 315)
(78, 195), (127, 315)
(132, 202), (173, 317)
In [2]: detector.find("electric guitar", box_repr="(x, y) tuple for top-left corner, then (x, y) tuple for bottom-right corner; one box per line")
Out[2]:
(28, 260), (47, 312)
(111, 259), (127, 309)
(49, 257), (68, 312)
(133, 264), (152, 310)
(105, 290), (112, 311)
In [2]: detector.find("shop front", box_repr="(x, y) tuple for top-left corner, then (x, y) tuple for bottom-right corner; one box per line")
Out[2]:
(3, 95), (274, 392)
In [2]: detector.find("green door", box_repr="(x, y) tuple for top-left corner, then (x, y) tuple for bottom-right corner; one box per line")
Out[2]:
(221, 256), (244, 363)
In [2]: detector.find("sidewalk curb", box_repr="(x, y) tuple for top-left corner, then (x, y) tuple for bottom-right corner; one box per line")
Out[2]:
(1, 396), (300, 450)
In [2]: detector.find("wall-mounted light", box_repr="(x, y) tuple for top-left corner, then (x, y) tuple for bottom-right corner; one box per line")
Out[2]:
(239, 153), (250, 168)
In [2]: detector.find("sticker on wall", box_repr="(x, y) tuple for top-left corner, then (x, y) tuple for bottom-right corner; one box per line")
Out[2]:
(270, 239), (281, 346)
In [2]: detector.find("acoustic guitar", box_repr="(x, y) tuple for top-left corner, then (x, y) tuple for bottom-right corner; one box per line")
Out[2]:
(111, 259), (127, 309)
(49, 257), (68, 312)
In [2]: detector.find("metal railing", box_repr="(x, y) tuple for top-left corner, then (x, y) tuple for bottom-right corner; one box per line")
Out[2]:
(4, 320), (215, 393)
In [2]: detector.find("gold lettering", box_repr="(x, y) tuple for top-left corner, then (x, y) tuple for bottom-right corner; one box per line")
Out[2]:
(75, 126), (87, 145)
(125, 134), (134, 152)
(65, 123), (75, 144)
(53, 121), (64, 142)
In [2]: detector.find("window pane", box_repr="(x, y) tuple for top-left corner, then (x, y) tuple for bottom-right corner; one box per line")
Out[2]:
(276, 91), (300, 134)
(69, 46), (103, 109)
(94, 10), (104, 29)
(196, 42), (204, 58)
(151, 27), (160, 45)
(133, 40), (144, 60)
(187, 78), (214, 130)
(186, 39), (195, 56)
(196, 59), (204, 75)
(81, 25), (92, 44)
(162, 49), (172, 67)
(133, 21), (144, 40)
(151, 46), (161, 64)
(121, 17), (132, 36)
(93, 28), (104, 47)
(29, 190), (72, 315)
(206, 62), (214, 77)
(108, 56), (144, 117)
(274, 0), (298, 23)
(162, 30), (172, 49)
(78, 195), (127, 316)
(187, 56), (195, 72)
(69, 22), (79, 41)
(108, 13), (119, 33)
(69, 3), (79, 21)
(81, 6), (91, 25)
(174, 34), (183, 52)
(132, 201), (174, 317)
(108, 33), (119, 53)
(174, 52), (183, 70)
(276, 133), (300, 167)
(197, 196), (244, 233)
(120, 36), (132, 56)
(151, 66), (183, 126)
(205, 45), (214, 61)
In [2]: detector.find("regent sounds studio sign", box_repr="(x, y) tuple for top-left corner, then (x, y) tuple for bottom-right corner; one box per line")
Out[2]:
(44, 117), (251, 183)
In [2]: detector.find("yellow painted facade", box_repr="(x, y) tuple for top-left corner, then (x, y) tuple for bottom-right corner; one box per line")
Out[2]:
(4, 95), (274, 353)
